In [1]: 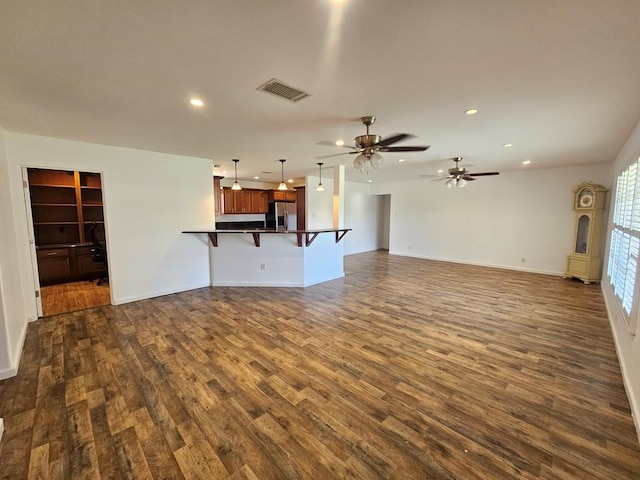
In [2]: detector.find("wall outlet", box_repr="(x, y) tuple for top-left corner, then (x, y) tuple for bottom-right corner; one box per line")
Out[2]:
(521, 257), (526, 263)
(260, 263), (266, 270)
(408, 245), (412, 250)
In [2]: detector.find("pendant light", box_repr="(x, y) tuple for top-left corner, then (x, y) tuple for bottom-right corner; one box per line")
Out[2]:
(316, 162), (325, 192)
(277, 159), (288, 191)
(231, 159), (242, 190)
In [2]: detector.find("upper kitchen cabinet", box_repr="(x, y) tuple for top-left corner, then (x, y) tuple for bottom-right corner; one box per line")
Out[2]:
(222, 188), (268, 214)
(268, 190), (297, 203)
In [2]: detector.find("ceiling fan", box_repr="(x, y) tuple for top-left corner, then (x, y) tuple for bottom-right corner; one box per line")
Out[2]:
(318, 116), (430, 172)
(422, 157), (499, 188)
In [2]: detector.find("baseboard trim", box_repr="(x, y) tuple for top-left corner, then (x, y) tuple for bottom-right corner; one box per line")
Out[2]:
(601, 284), (640, 445)
(0, 366), (17, 381)
(212, 281), (303, 287)
(112, 282), (211, 305)
(0, 317), (29, 380)
(387, 251), (563, 277)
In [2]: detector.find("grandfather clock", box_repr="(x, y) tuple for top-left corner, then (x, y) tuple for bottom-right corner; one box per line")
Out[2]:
(564, 182), (608, 284)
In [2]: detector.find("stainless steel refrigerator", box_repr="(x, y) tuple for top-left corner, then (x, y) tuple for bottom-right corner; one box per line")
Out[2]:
(267, 202), (297, 230)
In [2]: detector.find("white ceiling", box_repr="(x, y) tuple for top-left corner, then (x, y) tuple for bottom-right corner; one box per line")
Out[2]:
(2, 0), (640, 184)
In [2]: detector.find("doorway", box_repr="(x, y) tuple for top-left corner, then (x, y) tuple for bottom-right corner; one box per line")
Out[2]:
(24, 167), (110, 316)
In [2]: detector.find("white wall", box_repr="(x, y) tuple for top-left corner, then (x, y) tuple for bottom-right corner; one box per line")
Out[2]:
(602, 119), (640, 440)
(0, 126), (31, 379)
(304, 175), (383, 255)
(210, 232), (344, 287)
(306, 175), (334, 230)
(372, 164), (612, 274)
(4, 132), (214, 308)
(343, 181), (385, 255)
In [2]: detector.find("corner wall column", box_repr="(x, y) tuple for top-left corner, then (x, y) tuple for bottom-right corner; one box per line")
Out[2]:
(333, 165), (345, 229)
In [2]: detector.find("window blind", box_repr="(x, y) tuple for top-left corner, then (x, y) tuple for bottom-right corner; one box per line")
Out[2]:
(608, 158), (640, 317)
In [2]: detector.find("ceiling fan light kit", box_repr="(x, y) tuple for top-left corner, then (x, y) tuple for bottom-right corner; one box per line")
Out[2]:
(446, 177), (467, 189)
(318, 115), (497, 187)
(423, 157), (499, 188)
(319, 115), (429, 172)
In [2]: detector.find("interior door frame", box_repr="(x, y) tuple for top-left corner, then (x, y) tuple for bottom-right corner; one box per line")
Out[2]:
(20, 166), (43, 317)
(21, 166), (111, 317)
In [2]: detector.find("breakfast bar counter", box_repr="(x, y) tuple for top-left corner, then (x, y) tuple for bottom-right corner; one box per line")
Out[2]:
(183, 228), (351, 287)
(182, 228), (351, 248)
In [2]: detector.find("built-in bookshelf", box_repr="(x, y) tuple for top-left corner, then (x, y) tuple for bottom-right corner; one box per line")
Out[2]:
(27, 168), (106, 285)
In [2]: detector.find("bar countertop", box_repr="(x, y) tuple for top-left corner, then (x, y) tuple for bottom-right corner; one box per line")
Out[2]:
(182, 228), (351, 247)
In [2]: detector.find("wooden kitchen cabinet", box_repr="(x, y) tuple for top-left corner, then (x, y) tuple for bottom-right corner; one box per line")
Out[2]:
(223, 189), (250, 213)
(296, 186), (306, 230)
(214, 176), (223, 216)
(268, 190), (297, 203)
(222, 188), (268, 214)
(251, 190), (268, 214)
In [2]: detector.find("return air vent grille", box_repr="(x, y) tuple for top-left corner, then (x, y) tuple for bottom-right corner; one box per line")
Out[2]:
(257, 78), (310, 103)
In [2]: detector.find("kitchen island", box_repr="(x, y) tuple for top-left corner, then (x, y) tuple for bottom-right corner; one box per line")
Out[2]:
(183, 228), (351, 287)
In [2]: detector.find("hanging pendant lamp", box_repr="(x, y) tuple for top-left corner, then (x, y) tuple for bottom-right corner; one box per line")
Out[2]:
(277, 159), (288, 191)
(316, 162), (325, 191)
(231, 159), (242, 190)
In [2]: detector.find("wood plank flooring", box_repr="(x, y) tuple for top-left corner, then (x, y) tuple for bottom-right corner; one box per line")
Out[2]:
(1, 251), (639, 479)
(40, 281), (111, 317)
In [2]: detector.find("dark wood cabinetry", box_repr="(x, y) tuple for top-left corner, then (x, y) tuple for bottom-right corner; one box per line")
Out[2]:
(251, 190), (268, 213)
(296, 187), (306, 230)
(213, 176), (223, 216)
(221, 188), (268, 214)
(28, 168), (106, 285)
(267, 190), (297, 203)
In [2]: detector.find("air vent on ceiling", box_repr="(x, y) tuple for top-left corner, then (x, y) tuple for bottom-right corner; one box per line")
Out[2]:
(257, 78), (310, 103)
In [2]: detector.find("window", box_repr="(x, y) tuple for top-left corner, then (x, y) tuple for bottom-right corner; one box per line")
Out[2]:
(608, 158), (640, 330)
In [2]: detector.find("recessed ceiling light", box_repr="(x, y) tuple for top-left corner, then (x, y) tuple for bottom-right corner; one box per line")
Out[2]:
(253, 176), (260, 180)
(189, 98), (204, 107)
(465, 109), (478, 115)
(437, 169), (444, 174)
(522, 160), (531, 165)
(398, 158), (405, 163)
(222, 170), (228, 174)
(368, 180), (372, 183)
(503, 143), (513, 148)
(335, 140), (345, 146)
(288, 179), (294, 183)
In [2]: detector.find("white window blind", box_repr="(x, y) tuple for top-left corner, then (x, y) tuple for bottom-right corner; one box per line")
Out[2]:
(608, 158), (640, 318)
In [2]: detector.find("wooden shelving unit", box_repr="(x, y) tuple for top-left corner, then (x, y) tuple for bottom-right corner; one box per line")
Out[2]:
(27, 168), (106, 285)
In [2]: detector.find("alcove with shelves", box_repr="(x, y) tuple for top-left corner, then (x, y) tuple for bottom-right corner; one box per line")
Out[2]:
(27, 168), (106, 285)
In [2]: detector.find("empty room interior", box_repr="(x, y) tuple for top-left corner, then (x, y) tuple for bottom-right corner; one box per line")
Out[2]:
(1, 1), (640, 478)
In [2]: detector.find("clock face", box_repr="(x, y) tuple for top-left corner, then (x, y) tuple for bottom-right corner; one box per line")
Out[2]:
(579, 189), (594, 208)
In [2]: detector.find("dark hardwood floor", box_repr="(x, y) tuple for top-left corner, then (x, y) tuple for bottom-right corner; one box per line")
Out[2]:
(0, 251), (638, 479)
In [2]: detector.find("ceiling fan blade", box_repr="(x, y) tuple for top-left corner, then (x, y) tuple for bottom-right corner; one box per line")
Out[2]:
(461, 175), (477, 181)
(379, 145), (430, 152)
(316, 141), (355, 149)
(315, 151), (355, 159)
(377, 133), (413, 147)
(468, 172), (500, 177)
